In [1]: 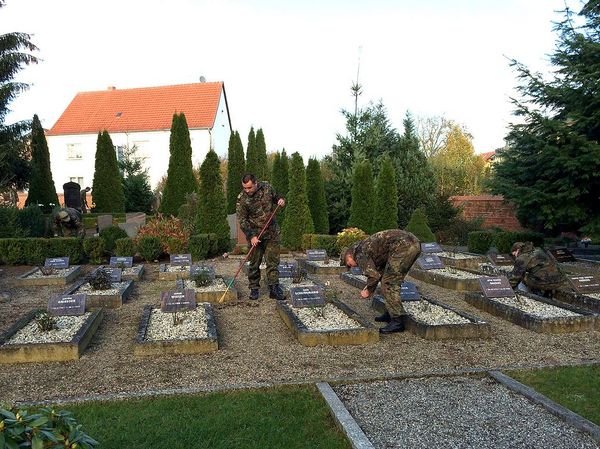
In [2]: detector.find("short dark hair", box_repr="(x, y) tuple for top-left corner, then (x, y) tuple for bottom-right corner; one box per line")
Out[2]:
(242, 173), (256, 184)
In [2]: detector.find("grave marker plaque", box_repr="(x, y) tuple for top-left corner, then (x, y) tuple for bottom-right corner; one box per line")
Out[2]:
(189, 264), (216, 281)
(416, 254), (444, 270)
(102, 267), (122, 283)
(488, 253), (514, 266)
(170, 253), (192, 266)
(479, 276), (515, 298)
(62, 181), (81, 209)
(401, 281), (420, 301)
(44, 257), (69, 269)
(421, 242), (443, 253)
(549, 248), (576, 263)
(160, 289), (196, 313)
(48, 293), (86, 316)
(109, 256), (133, 268)
(568, 275), (600, 295)
(350, 266), (363, 275)
(306, 249), (327, 261)
(278, 262), (297, 278)
(290, 285), (325, 308)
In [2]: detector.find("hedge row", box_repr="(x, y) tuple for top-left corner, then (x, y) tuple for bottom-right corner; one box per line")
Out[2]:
(467, 230), (545, 254)
(0, 238), (84, 265)
(301, 234), (339, 255)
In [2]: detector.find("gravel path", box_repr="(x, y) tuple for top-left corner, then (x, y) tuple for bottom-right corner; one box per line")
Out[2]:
(0, 259), (598, 404)
(334, 376), (600, 449)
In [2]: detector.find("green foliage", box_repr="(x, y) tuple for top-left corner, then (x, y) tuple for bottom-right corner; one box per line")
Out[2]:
(282, 152), (314, 250)
(118, 144), (154, 213)
(271, 149), (289, 225)
(426, 193), (460, 233)
(301, 234), (339, 256)
(136, 214), (190, 255)
(0, 207), (17, 237)
(226, 131), (245, 214)
(115, 237), (136, 257)
(165, 237), (188, 255)
(255, 128), (268, 181)
(91, 130), (125, 213)
(177, 192), (198, 233)
(160, 113), (198, 216)
(373, 154), (398, 232)
(467, 231), (495, 254)
(195, 150), (231, 253)
(405, 208), (436, 242)
(188, 233), (219, 260)
(348, 160), (375, 234)
(136, 236), (162, 262)
(99, 225), (128, 254)
(493, 230), (545, 253)
(16, 205), (47, 237)
(0, 238), (83, 265)
(435, 217), (483, 246)
(245, 127), (259, 176)
(306, 158), (329, 234)
(25, 114), (59, 213)
(335, 227), (368, 253)
(83, 237), (105, 264)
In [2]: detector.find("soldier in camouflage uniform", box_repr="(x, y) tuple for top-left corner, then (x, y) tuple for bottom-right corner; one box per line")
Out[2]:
(236, 173), (286, 300)
(341, 229), (421, 334)
(53, 207), (85, 238)
(508, 241), (566, 298)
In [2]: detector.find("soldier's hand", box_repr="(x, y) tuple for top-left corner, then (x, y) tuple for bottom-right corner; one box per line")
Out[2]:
(250, 236), (260, 247)
(360, 289), (370, 299)
(277, 198), (285, 207)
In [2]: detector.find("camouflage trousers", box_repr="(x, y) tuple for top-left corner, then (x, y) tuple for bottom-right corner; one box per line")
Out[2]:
(247, 237), (280, 289)
(53, 222), (85, 239)
(380, 240), (421, 318)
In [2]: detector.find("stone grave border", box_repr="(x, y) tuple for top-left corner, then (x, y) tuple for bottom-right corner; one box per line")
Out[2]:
(276, 297), (379, 347)
(298, 258), (348, 275)
(553, 289), (600, 314)
(558, 259), (600, 276)
(113, 264), (145, 281)
(409, 266), (484, 292)
(0, 309), (104, 364)
(134, 303), (218, 356)
(65, 273), (134, 309)
(436, 252), (488, 270)
(158, 264), (191, 281)
(282, 274), (325, 299)
(340, 271), (366, 290)
(464, 291), (598, 334)
(16, 265), (83, 286)
(177, 277), (237, 303)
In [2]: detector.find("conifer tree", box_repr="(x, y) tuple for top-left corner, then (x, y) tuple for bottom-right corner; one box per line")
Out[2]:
(92, 130), (125, 212)
(271, 149), (289, 224)
(306, 158), (329, 234)
(226, 130), (245, 214)
(348, 160), (375, 234)
(255, 128), (268, 181)
(160, 113), (197, 216)
(373, 154), (398, 232)
(25, 114), (58, 212)
(245, 127), (259, 176)
(196, 150), (231, 252)
(282, 152), (314, 250)
(405, 208), (436, 242)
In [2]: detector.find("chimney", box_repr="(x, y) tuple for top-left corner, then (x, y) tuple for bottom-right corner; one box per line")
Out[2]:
(107, 86), (116, 91)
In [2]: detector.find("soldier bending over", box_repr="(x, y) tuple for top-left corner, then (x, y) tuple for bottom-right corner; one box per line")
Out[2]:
(508, 242), (565, 298)
(53, 207), (85, 238)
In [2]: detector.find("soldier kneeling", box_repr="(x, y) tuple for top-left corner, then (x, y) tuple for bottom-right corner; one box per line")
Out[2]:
(53, 207), (85, 238)
(508, 241), (565, 298)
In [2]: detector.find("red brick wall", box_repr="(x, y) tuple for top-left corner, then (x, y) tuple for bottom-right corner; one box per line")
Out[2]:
(450, 195), (524, 231)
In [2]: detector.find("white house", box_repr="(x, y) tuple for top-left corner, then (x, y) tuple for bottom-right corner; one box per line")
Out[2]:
(46, 82), (232, 190)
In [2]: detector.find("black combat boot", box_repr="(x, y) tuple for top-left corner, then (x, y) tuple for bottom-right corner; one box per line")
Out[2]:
(269, 284), (285, 300)
(379, 317), (405, 334)
(374, 310), (391, 323)
(249, 288), (260, 301)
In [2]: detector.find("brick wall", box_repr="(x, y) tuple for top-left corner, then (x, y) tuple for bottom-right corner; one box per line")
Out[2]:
(450, 195), (524, 231)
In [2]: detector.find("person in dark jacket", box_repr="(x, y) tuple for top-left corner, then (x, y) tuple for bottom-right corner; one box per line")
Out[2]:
(508, 241), (566, 298)
(53, 207), (85, 238)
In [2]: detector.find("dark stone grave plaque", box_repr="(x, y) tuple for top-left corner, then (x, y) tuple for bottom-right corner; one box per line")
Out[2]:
(170, 253), (192, 266)
(48, 293), (86, 316)
(62, 181), (81, 209)
(488, 253), (514, 266)
(161, 289), (196, 313)
(549, 248), (576, 263)
(350, 266), (363, 275)
(416, 254), (444, 270)
(103, 267), (122, 283)
(568, 275), (600, 295)
(189, 264), (216, 281)
(401, 281), (420, 301)
(479, 276), (515, 298)
(109, 256), (133, 268)
(278, 262), (297, 278)
(44, 257), (69, 269)
(421, 242), (443, 253)
(306, 249), (327, 261)
(290, 285), (325, 308)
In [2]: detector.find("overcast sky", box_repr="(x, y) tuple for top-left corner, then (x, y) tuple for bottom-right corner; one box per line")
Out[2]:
(2, 0), (570, 160)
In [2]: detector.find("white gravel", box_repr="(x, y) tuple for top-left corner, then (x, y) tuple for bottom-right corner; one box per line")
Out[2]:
(280, 278), (319, 292)
(585, 292), (600, 300)
(77, 282), (129, 295)
(121, 265), (143, 275)
(183, 278), (228, 292)
(404, 301), (471, 325)
(306, 260), (340, 267)
(4, 313), (93, 345)
(479, 263), (514, 275)
(491, 294), (582, 318)
(334, 376), (600, 449)
(164, 265), (190, 273)
(290, 303), (362, 331)
(429, 268), (482, 279)
(144, 307), (209, 342)
(23, 267), (76, 279)
(436, 252), (479, 259)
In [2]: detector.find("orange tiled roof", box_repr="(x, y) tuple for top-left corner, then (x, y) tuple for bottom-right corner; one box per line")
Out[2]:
(48, 82), (224, 136)
(480, 150), (495, 162)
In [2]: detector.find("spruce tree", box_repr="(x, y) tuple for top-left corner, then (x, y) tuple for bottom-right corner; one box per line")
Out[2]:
(348, 160), (375, 234)
(306, 158), (329, 234)
(373, 154), (398, 232)
(196, 150), (231, 252)
(245, 127), (259, 176)
(255, 128), (268, 181)
(281, 152), (314, 250)
(271, 149), (289, 225)
(405, 208), (436, 242)
(92, 130), (125, 212)
(160, 113), (198, 216)
(226, 130), (245, 214)
(25, 114), (58, 212)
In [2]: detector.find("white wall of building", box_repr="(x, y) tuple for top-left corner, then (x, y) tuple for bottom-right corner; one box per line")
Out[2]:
(211, 90), (232, 158)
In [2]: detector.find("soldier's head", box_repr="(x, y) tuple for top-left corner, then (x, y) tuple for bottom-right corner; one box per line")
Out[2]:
(84, 186), (91, 192)
(340, 245), (358, 267)
(241, 173), (258, 196)
(57, 210), (70, 222)
(511, 241), (525, 257)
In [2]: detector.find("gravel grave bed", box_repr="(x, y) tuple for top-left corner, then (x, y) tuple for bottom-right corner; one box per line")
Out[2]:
(334, 376), (599, 449)
(279, 278), (319, 291)
(76, 282), (130, 295)
(586, 292), (600, 300)
(290, 303), (361, 331)
(305, 260), (341, 267)
(429, 268), (482, 279)
(144, 308), (208, 342)
(121, 266), (142, 275)
(436, 252), (479, 259)
(491, 294), (582, 318)
(24, 268), (76, 279)
(404, 301), (471, 325)
(479, 263), (514, 274)
(183, 278), (228, 292)
(4, 313), (93, 345)
(164, 265), (190, 273)
(561, 261), (600, 271)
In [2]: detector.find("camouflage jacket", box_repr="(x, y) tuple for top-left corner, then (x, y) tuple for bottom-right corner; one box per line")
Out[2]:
(53, 207), (83, 234)
(352, 230), (420, 292)
(508, 248), (565, 289)
(236, 181), (282, 241)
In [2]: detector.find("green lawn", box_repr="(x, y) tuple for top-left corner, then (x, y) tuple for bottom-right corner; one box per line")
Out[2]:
(64, 385), (352, 449)
(506, 365), (600, 425)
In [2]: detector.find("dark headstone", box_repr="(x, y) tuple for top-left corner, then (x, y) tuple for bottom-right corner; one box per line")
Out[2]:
(488, 253), (514, 266)
(306, 249), (327, 261)
(62, 182), (81, 209)
(48, 293), (86, 316)
(160, 289), (196, 313)
(549, 248), (576, 263)
(401, 281), (420, 301)
(479, 276), (515, 298)
(568, 275), (600, 295)
(416, 254), (444, 270)
(189, 264), (215, 281)
(44, 257), (69, 269)
(278, 261), (297, 278)
(350, 266), (363, 275)
(103, 267), (122, 283)
(170, 253), (192, 266)
(109, 256), (134, 268)
(290, 285), (325, 308)
(421, 242), (443, 253)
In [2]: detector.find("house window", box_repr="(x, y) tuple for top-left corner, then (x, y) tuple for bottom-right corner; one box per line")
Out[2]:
(69, 177), (84, 185)
(116, 145), (125, 162)
(66, 143), (82, 160)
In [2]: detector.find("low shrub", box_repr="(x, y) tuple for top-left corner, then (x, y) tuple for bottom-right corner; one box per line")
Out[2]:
(302, 234), (338, 255)
(115, 237), (136, 257)
(435, 217), (483, 246)
(166, 237), (188, 255)
(189, 234), (211, 260)
(83, 237), (105, 264)
(335, 228), (368, 253)
(137, 236), (162, 261)
(493, 230), (545, 253)
(0, 207), (18, 238)
(16, 205), (47, 237)
(99, 226), (128, 254)
(467, 231), (495, 254)
(405, 208), (436, 243)
(0, 238), (83, 265)
(136, 214), (190, 255)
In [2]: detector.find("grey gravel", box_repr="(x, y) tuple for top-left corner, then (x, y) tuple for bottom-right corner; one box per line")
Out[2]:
(334, 376), (600, 449)
(4, 313), (93, 345)
(429, 268), (482, 279)
(290, 303), (362, 330)
(24, 267), (76, 279)
(404, 301), (471, 325)
(144, 307), (208, 341)
(492, 294), (581, 318)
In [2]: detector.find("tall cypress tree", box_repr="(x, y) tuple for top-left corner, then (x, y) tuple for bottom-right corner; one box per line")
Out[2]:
(25, 114), (58, 212)
(282, 152), (314, 250)
(255, 128), (268, 181)
(306, 158), (329, 234)
(92, 130), (125, 212)
(226, 130), (245, 214)
(373, 154), (398, 232)
(348, 160), (375, 234)
(160, 113), (197, 216)
(271, 149), (289, 225)
(245, 127), (258, 176)
(196, 150), (231, 252)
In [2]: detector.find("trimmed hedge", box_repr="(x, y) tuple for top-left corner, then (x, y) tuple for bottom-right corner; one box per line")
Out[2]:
(99, 226), (128, 254)
(467, 231), (495, 254)
(0, 238), (84, 265)
(301, 234), (339, 255)
(189, 233), (219, 260)
(115, 237), (136, 257)
(493, 230), (545, 253)
(83, 237), (105, 264)
(137, 236), (162, 262)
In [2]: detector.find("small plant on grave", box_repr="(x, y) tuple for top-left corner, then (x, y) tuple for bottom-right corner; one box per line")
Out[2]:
(86, 269), (112, 290)
(192, 271), (212, 288)
(418, 299), (432, 313)
(34, 311), (56, 332)
(291, 266), (307, 284)
(39, 265), (57, 276)
(172, 311), (185, 326)
(323, 254), (330, 265)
